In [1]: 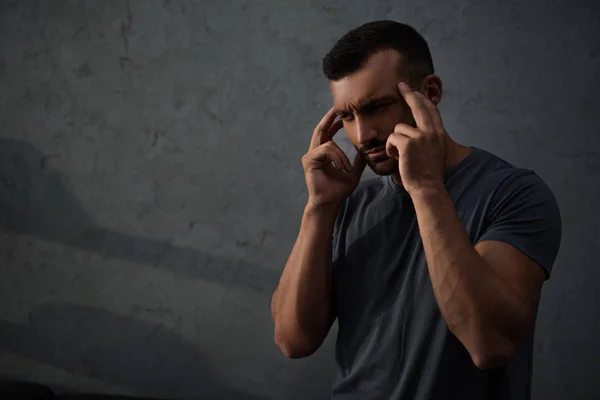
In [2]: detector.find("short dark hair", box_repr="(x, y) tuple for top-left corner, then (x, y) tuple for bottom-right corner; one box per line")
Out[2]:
(322, 20), (434, 85)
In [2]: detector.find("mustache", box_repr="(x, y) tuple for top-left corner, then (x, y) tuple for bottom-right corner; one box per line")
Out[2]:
(357, 139), (387, 154)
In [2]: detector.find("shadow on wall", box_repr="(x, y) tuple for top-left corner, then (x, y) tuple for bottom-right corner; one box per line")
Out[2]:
(0, 303), (272, 399)
(0, 137), (280, 295)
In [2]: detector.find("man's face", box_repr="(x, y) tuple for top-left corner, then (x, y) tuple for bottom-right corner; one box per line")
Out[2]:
(330, 50), (417, 176)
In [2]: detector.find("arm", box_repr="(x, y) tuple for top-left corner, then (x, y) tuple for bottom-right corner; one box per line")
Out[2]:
(411, 175), (561, 369)
(272, 106), (365, 359)
(271, 202), (339, 358)
(386, 82), (561, 369)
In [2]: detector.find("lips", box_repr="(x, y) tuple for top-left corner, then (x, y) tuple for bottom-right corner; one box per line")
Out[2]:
(366, 147), (387, 159)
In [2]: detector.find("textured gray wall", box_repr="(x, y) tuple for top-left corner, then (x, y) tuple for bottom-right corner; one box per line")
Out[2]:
(0, 0), (598, 399)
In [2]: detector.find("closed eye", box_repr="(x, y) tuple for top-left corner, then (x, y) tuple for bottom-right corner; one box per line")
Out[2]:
(363, 103), (389, 114)
(338, 102), (392, 122)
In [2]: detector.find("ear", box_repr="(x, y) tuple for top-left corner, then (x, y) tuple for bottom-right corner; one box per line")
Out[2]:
(420, 75), (443, 105)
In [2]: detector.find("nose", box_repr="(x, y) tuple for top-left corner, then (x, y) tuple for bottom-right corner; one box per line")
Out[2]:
(356, 118), (377, 146)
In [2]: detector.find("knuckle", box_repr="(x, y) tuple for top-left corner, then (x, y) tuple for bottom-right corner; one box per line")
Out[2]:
(323, 141), (336, 150)
(304, 149), (317, 158)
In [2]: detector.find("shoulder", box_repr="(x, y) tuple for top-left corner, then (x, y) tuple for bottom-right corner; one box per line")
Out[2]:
(470, 149), (562, 276)
(474, 148), (559, 210)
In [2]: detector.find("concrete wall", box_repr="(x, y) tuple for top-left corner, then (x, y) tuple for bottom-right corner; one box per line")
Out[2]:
(0, 0), (598, 399)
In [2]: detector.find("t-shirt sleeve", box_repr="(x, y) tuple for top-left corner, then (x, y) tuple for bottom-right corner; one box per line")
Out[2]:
(475, 170), (562, 279)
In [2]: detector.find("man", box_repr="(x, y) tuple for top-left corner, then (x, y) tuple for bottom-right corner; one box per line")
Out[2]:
(271, 20), (562, 400)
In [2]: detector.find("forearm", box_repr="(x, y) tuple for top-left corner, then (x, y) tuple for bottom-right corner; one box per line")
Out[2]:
(272, 202), (339, 357)
(411, 188), (527, 366)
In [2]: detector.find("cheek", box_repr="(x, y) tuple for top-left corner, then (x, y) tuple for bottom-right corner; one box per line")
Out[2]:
(380, 133), (393, 144)
(382, 106), (414, 133)
(380, 108), (400, 128)
(399, 107), (417, 127)
(341, 123), (360, 147)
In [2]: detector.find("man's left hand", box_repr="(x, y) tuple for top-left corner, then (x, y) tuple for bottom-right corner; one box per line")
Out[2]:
(385, 81), (448, 196)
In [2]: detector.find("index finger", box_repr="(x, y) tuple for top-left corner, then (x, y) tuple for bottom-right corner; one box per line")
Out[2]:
(309, 107), (338, 150)
(398, 82), (434, 132)
(414, 91), (444, 133)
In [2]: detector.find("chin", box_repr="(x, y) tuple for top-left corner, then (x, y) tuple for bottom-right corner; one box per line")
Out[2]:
(368, 157), (397, 176)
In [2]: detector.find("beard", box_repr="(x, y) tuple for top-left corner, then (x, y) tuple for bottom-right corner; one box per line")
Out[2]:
(355, 140), (398, 176)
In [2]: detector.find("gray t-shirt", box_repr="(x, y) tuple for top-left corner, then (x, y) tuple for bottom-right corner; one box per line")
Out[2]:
(330, 146), (562, 400)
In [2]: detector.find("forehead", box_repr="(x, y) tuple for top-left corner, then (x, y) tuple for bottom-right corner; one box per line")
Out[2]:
(330, 50), (405, 111)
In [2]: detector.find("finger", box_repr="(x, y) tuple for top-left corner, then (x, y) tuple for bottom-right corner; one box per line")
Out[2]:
(393, 122), (421, 139)
(326, 118), (344, 139)
(325, 142), (354, 172)
(312, 142), (353, 173)
(308, 146), (343, 171)
(398, 82), (434, 133)
(385, 132), (409, 159)
(310, 107), (338, 150)
(414, 91), (444, 133)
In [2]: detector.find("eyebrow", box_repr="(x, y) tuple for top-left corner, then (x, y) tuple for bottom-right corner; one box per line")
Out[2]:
(334, 94), (399, 115)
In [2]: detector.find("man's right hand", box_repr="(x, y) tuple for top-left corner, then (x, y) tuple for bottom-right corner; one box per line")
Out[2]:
(302, 107), (366, 207)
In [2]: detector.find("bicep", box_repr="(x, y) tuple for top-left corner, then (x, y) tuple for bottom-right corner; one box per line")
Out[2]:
(473, 171), (562, 327)
(475, 240), (545, 313)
